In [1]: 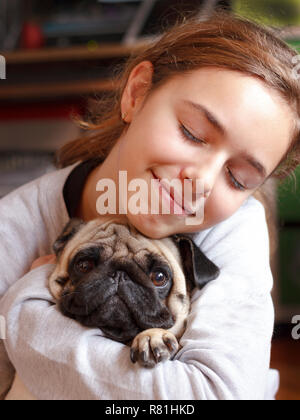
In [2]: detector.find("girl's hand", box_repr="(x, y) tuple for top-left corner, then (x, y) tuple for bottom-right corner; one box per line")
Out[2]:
(30, 255), (56, 271)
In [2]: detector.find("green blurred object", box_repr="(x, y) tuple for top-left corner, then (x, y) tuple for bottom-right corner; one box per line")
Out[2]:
(277, 166), (300, 223)
(287, 39), (300, 52)
(232, 0), (300, 27)
(279, 228), (300, 305)
(277, 166), (300, 311)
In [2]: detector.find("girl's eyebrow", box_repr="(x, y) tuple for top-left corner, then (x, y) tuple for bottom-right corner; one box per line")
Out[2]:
(183, 99), (267, 178)
(243, 154), (267, 178)
(183, 99), (226, 136)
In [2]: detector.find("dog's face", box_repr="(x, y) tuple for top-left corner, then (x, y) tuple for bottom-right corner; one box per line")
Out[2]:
(49, 217), (219, 344)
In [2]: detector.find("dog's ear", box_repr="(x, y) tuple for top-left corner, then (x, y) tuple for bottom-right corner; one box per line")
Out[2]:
(173, 234), (220, 290)
(53, 218), (86, 257)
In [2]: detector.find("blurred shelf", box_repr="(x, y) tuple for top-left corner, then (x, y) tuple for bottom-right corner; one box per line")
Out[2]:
(0, 78), (118, 100)
(0, 40), (153, 100)
(0, 40), (153, 65)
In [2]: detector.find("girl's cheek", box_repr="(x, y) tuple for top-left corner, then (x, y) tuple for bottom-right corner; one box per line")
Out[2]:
(204, 187), (243, 227)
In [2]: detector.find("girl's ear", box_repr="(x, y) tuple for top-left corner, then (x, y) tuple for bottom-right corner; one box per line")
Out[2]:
(121, 60), (154, 122)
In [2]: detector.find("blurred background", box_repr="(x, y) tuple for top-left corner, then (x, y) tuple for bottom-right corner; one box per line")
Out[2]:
(1, 0), (300, 400)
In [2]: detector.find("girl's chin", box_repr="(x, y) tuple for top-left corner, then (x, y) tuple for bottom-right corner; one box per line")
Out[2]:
(126, 213), (168, 237)
(127, 212), (192, 238)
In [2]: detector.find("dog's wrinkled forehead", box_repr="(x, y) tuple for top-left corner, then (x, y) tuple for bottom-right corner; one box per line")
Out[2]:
(60, 219), (172, 270)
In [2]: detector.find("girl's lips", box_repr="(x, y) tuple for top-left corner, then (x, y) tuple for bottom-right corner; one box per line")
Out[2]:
(151, 171), (196, 216)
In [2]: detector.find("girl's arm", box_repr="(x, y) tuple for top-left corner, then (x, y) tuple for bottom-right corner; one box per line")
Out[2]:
(0, 197), (277, 400)
(0, 168), (70, 398)
(0, 184), (45, 397)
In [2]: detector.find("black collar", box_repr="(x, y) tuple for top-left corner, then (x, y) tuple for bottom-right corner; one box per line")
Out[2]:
(63, 157), (104, 218)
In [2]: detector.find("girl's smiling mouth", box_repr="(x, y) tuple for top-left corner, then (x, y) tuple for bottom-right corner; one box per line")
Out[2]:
(151, 171), (196, 216)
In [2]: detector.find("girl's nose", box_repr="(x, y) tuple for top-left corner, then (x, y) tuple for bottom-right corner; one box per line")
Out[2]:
(180, 152), (227, 198)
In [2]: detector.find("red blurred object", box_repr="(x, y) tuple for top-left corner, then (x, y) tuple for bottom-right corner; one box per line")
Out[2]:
(20, 21), (45, 49)
(0, 101), (85, 121)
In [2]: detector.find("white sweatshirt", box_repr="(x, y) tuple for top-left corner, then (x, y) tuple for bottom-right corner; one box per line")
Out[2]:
(0, 161), (279, 400)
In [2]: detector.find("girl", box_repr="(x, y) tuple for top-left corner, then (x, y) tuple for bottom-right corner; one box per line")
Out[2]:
(1, 9), (300, 400)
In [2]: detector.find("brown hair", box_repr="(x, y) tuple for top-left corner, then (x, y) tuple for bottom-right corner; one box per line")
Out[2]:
(55, 8), (300, 176)
(54, 8), (300, 259)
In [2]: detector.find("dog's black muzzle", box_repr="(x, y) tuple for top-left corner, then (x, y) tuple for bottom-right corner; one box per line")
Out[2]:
(59, 269), (174, 343)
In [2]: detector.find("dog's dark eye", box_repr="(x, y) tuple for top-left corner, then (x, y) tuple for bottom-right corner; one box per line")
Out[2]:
(150, 269), (169, 288)
(75, 259), (95, 274)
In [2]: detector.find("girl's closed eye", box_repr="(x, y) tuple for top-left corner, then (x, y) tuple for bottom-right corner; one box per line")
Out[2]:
(226, 167), (246, 192)
(179, 124), (207, 145)
(179, 124), (247, 192)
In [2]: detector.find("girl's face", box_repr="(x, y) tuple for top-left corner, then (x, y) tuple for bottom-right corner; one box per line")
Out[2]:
(110, 62), (294, 239)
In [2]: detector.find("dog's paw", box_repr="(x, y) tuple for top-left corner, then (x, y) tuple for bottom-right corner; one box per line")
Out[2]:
(130, 328), (179, 368)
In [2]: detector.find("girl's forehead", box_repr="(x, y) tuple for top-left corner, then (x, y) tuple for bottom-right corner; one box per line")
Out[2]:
(165, 67), (282, 101)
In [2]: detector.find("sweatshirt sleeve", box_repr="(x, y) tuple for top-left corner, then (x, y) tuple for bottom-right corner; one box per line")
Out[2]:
(0, 168), (70, 398)
(0, 166), (71, 296)
(0, 197), (275, 400)
(0, 180), (45, 397)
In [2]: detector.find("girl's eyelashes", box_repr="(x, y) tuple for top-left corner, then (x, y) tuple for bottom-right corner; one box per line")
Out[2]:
(179, 124), (207, 145)
(226, 167), (246, 191)
(179, 123), (248, 192)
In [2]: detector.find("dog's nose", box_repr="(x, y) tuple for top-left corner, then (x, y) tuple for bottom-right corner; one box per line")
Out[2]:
(111, 270), (125, 283)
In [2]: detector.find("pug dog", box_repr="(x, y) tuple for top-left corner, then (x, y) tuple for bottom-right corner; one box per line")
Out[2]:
(48, 217), (220, 368)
